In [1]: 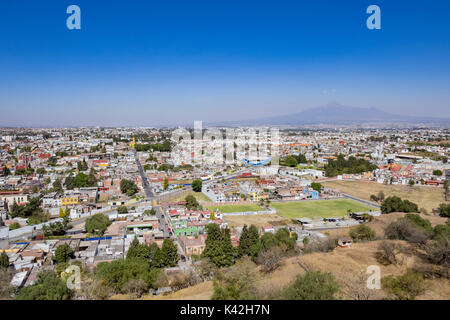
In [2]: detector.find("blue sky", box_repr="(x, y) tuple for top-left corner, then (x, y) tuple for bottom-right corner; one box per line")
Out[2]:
(0, 0), (449, 127)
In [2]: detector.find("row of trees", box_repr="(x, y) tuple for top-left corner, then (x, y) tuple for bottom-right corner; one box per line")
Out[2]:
(135, 140), (172, 152)
(324, 154), (377, 177)
(381, 196), (419, 214)
(202, 223), (298, 269)
(283, 154), (307, 167)
(65, 171), (97, 190)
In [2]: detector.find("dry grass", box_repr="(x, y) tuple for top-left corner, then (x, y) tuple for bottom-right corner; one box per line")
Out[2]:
(301, 240), (450, 300)
(320, 211), (448, 239)
(224, 214), (289, 228)
(322, 180), (447, 212)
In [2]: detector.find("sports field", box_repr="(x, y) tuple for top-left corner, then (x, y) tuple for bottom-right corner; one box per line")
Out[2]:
(206, 204), (262, 213)
(271, 199), (374, 219)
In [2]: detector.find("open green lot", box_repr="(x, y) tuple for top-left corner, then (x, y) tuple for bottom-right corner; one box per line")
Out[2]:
(271, 199), (374, 219)
(206, 204), (262, 213)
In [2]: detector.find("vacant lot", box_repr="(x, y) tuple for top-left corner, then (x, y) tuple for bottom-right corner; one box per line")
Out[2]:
(224, 214), (289, 228)
(322, 180), (446, 212)
(171, 191), (212, 203)
(271, 199), (373, 219)
(206, 204), (262, 213)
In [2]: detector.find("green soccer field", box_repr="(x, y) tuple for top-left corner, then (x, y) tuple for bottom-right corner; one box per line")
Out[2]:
(271, 199), (374, 219)
(206, 204), (263, 213)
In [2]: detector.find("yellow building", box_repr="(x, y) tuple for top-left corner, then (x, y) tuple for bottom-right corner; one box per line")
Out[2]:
(61, 197), (78, 206)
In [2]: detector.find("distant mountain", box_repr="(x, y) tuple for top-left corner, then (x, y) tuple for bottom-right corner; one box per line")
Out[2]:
(208, 103), (450, 127)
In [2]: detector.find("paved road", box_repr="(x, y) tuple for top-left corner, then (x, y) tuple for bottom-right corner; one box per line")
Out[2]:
(134, 152), (171, 239)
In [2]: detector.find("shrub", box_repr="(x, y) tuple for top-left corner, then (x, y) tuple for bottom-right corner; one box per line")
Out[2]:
(14, 270), (73, 300)
(381, 270), (426, 300)
(257, 246), (284, 274)
(350, 224), (376, 242)
(433, 224), (450, 242)
(376, 241), (400, 265)
(438, 203), (450, 218)
(424, 239), (450, 268)
(279, 271), (339, 300)
(211, 257), (259, 300)
(303, 237), (337, 254)
(122, 279), (149, 298)
(403, 214), (432, 232)
(385, 219), (430, 244)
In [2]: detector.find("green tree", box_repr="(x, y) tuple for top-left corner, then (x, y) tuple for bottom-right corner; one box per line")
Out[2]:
(432, 169), (443, 176)
(185, 195), (200, 210)
(349, 224), (376, 242)
(202, 224), (234, 267)
(438, 203), (450, 218)
(381, 196), (418, 214)
(238, 225), (260, 259)
(120, 179), (138, 196)
(0, 252), (9, 269)
(310, 182), (322, 193)
(192, 179), (203, 192)
(14, 270), (73, 300)
(85, 214), (111, 235)
(54, 244), (73, 264)
(284, 155), (298, 167)
(161, 239), (179, 267)
(118, 206), (128, 214)
(127, 238), (151, 262)
(280, 271), (339, 300)
(163, 177), (169, 191)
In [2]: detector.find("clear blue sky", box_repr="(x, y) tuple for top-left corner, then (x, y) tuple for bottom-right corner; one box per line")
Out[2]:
(0, 0), (449, 127)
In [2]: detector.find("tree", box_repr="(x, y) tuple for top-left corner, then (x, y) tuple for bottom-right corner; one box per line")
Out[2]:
(280, 271), (339, 300)
(126, 238), (151, 262)
(163, 177), (169, 191)
(257, 246), (284, 273)
(95, 259), (160, 293)
(185, 195), (200, 210)
(381, 196), (418, 214)
(14, 270), (73, 300)
(432, 169), (443, 176)
(284, 156), (298, 167)
(408, 180), (415, 187)
(52, 178), (63, 194)
(238, 225), (260, 259)
(0, 252), (9, 269)
(202, 224), (234, 267)
(143, 209), (156, 216)
(444, 180), (449, 201)
(160, 239), (179, 267)
(349, 224), (376, 242)
(54, 244), (73, 264)
(118, 206), (128, 214)
(310, 182), (322, 193)
(120, 179), (138, 196)
(192, 179), (202, 192)
(377, 191), (385, 201)
(58, 207), (64, 218)
(85, 214), (111, 235)
(438, 203), (450, 218)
